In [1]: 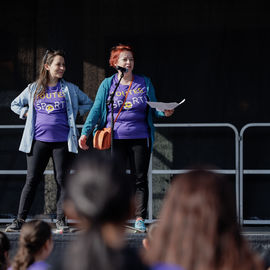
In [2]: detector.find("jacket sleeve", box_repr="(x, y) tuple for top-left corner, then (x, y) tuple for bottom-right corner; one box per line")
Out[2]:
(75, 86), (94, 116)
(81, 79), (107, 137)
(10, 85), (31, 120)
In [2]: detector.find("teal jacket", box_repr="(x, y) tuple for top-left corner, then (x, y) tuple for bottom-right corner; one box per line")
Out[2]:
(81, 74), (164, 151)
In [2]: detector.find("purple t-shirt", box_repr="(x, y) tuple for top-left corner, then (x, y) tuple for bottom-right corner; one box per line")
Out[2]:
(27, 261), (50, 270)
(34, 82), (69, 142)
(8, 261), (50, 270)
(152, 263), (185, 270)
(106, 74), (149, 139)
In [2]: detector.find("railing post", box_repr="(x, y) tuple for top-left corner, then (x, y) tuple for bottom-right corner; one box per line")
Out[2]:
(151, 123), (239, 224)
(148, 154), (153, 223)
(239, 123), (270, 225)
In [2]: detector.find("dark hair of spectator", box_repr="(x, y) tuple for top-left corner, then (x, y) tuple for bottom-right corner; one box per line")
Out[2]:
(63, 150), (135, 270)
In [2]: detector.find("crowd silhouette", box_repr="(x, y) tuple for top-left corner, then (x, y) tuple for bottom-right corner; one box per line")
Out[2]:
(1, 154), (268, 270)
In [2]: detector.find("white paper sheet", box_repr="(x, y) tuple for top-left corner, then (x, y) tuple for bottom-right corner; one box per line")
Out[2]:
(147, 99), (185, 112)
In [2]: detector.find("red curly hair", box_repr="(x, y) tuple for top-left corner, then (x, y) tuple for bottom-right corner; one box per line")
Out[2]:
(109, 44), (134, 67)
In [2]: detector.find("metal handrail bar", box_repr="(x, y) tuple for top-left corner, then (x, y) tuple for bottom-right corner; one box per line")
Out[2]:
(147, 123), (239, 223)
(0, 170), (54, 175)
(0, 125), (25, 129)
(239, 123), (270, 225)
(152, 169), (237, 174)
(0, 124), (239, 223)
(243, 170), (270, 174)
(0, 218), (155, 224)
(0, 125), (83, 129)
(243, 220), (270, 225)
(0, 125), (81, 175)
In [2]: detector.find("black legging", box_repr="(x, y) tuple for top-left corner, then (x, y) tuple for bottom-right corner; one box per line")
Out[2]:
(113, 138), (151, 219)
(18, 140), (73, 220)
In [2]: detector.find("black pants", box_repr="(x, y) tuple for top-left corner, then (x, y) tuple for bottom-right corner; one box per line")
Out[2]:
(113, 138), (151, 219)
(18, 140), (73, 220)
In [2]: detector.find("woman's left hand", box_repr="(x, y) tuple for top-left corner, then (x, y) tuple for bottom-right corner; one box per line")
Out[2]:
(78, 135), (89, 150)
(164, 109), (174, 117)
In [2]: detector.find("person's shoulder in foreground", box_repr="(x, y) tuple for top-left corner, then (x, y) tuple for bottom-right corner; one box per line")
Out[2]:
(27, 261), (50, 270)
(151, 263), (185, 270)
(7, 261), (49, 270)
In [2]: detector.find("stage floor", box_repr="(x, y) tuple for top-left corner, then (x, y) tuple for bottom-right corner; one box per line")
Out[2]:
(2, 225), (270, 265)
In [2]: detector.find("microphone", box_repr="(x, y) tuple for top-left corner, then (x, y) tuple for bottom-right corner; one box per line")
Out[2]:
(115, 65), (128, 73)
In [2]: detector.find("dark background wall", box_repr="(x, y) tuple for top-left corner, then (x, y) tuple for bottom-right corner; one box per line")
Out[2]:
(0, 0), (270, 220)
(1, 0), (269, 126)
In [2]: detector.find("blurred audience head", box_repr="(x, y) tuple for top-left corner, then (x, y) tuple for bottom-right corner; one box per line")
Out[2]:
(64, 150), (134, 228)
(0, 231), (10, 270)
(63, 150), (137, 270)
(144, 168), (264, 270)
(258, 248), (270, 270)
(11, 220), (52, 270)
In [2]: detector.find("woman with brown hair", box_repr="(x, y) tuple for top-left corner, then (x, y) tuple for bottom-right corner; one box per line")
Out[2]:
(0, 232), (10, 270)
(143, 169), (264, 270)
(6, 49), (92, 232)
(10, 220), (53, 270)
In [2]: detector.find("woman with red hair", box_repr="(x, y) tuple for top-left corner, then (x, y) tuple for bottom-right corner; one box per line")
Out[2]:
(79, 44), (174, 232)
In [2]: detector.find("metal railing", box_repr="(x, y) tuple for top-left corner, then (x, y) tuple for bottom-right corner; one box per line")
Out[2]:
(0, 123), (240, 224)
(148, 123), (240, 223)
(0, 125), (55, 175)
(239, 123), (270, 225)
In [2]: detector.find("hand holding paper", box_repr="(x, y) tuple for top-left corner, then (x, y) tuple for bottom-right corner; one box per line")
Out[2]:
(147, 99), (185, 112)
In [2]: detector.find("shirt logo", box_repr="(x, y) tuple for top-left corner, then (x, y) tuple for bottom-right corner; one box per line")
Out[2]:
(46, 105), (55, 113)
(124, 101), (133, 110)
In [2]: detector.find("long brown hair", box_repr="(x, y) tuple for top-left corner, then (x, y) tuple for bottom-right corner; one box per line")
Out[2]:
(12, 220), (52, 270)
(0, 232), (10, 270)
(144, 169), (263, 270)
(35, 49), (65, 100)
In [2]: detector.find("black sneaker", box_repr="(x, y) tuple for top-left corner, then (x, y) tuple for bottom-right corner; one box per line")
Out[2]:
(55, 218), (69, 232)
(5, 218), (25, 232)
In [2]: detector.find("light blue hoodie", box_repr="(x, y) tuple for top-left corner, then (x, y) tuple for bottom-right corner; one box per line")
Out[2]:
(11, 79), (93, 153)
(81, 74), (164, 151)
